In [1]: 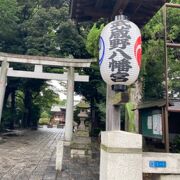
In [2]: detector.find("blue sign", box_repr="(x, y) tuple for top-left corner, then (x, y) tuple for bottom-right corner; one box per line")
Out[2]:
(99, 36), (105, 65)
(149, 161), (167, 168)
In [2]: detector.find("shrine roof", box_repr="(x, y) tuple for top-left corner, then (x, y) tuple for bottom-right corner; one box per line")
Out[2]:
(70, 0), (169, 27)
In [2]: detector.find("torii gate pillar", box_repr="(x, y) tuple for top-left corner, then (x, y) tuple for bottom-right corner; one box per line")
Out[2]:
(64, 67), (75, 144)
(0, 61), (9, 124)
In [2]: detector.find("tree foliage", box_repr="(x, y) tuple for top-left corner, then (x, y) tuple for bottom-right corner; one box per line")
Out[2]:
(0, 0), (89, 129)
(75, 23), (106, 132)
(142, 0), (180, 99)
(0, 0), (19, 52)
(86, 23), (104, 57)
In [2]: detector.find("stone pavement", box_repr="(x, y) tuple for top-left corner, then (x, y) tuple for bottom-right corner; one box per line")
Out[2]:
(0, 127), (100, 180)
(56, 138), (100, 180)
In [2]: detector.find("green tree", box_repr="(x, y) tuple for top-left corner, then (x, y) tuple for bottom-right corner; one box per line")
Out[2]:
(56, 20), (90, 58)
(86, 23), (104, 57)
(0, 0), (19, 51)
(142, 0), (180, 99)
(0, 0), (91, 130)
(0, 0), (18, 39)
(75, 23), (106, 133)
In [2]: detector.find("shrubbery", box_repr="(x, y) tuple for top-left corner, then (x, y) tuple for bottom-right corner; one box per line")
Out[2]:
(39, 118), (50, 125)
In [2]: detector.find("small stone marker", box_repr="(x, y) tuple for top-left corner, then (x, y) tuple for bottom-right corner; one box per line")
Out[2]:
(56, 141), (64, 171)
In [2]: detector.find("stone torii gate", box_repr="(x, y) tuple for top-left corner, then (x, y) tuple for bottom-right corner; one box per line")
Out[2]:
(0, 53), (93, 143)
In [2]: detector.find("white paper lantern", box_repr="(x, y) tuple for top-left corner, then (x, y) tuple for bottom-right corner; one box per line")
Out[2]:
(99, 18), (142, 86)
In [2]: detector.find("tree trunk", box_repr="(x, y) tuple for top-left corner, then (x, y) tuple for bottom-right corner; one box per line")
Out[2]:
(3, 86), (11, 108)
(9, 90), (16, 129)
(90, 98), (99, 136)
(22, 89), (32, 128)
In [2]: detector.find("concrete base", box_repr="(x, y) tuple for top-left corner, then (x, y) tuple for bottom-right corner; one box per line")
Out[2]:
(143, 152), (180, 174)
(71, 149), (92, 158)
(152, 175), (180, 180)
(64, 141), (71, 146)
(100, 131), (142, 180)
(70, 130), (92, 158)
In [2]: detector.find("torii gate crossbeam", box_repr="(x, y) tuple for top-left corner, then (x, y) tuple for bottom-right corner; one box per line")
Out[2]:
(0, 53), (91, 67)
(0, 66), (89, 82)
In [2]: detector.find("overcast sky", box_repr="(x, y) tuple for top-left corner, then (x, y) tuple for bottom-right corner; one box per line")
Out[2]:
(49, 80), (82, 101)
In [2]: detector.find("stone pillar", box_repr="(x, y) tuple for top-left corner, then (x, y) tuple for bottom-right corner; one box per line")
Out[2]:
(0, 61), (9, 124)
(106, 85), (120, 131)
(65, 67), (74, 144)
(100, 131), (142, 180)
(56, 141), (64, 171)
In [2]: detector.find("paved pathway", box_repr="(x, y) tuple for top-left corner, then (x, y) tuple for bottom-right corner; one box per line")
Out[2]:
(0, 127), (63, 180)
(0, 127), (100, 180)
